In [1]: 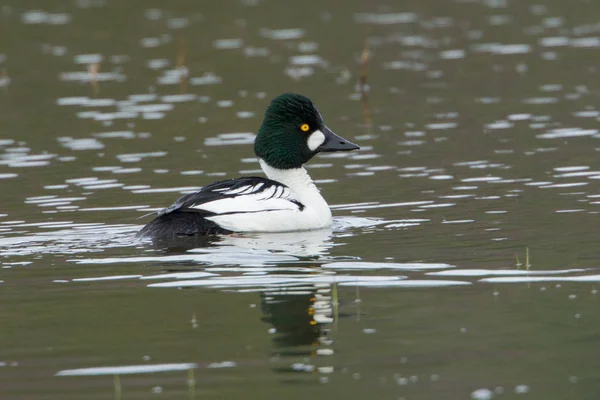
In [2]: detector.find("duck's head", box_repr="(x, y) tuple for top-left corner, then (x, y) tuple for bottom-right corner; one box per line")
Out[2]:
(254, 93), (360, 169)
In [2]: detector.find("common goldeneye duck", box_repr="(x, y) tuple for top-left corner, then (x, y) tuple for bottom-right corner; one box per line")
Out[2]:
(137, 92), (360, 238)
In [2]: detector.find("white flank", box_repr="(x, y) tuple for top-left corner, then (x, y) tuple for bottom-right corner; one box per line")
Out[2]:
(307, 129), (326, 151)
(197, 196), (296, 214)
(205, 159), (332, 232)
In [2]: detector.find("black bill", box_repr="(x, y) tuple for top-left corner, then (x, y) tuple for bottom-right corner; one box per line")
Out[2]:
(317, 126), (360, 152)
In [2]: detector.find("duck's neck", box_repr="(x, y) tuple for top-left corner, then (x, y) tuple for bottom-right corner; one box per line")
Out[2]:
(259, 159), (319, 193)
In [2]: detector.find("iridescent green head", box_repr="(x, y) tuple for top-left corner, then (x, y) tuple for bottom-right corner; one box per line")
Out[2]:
(254, 93), (359, 169)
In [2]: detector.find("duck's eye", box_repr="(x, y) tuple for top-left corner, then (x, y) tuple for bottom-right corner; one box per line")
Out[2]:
(300, 123), (310, 132)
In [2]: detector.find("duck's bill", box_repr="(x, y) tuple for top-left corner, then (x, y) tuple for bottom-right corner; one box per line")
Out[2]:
(317, 126), (360, 152)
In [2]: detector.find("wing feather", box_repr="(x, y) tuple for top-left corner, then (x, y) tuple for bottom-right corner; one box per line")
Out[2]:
(155, 177), (303, 217)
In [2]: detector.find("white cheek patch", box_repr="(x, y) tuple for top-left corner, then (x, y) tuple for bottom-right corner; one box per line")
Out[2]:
(307, 129), (326, 151)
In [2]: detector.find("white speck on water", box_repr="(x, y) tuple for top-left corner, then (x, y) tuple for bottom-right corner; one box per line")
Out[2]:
(142, 112), (165, 120)
(260, 28), (305, 40)
(286, 66), (314, 79)
(180, 170), (204, 176)
(498, 44), (531, 54)
(72, 275), (141, 282)
(440, 49), (465, 59)
(508, 113), (531, 121)
(57, 97), (89, 106)
(56, 363), (197, 376)
(442, 219), (474, 224)
(61, 70), (126, 82)
(569, 376), (578, 384)
(244, 47), (270, 57)
(290, 55), (324, 66)
(419, 203), (455, 209)
(573, 110), (600, 118)
(213, 39), (243, 49)
(480, 275), (600, 284)
(471, 388), (494, 400)
(537, 128), (597, 139)
(207, 361), (236, 369)
(363, 328), (377, 334)
(140, 272), (217, 280)
(514, 384), (530, 394)
(189, 73), (222, 86)
(167, 17), (189, 29)
(291, 363), (314, 372)
(22, 11), (71, 25)
(426, 122), (457, 130)
(147, 59), (170, 69)
(354, 12), (417, 24)
(237, 111), (255, 118)
(151, 386), (162, 394)
(574, 313), (581, 319)
(316, 349), (334, 356)
(318, 366), (334, 374)
(428, 268), (585, 277)
(58, 137), (104, 151)
(204, 132), (256, 146)
(94, 131), (135, 139)
(554, 166), (589, 172)
(161, 94), (197, 103)
(353, 372), (361, 380)
(462, 176), (503, 182)
(571, 37), (600, 48)
(73, 54), (102, 64)
(322, 262), (453, 271)
(141, 37), (162, 48)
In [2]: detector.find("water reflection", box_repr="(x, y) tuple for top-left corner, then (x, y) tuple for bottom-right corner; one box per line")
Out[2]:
(262, 286), (335, 377)
(262, 289), (328, 350)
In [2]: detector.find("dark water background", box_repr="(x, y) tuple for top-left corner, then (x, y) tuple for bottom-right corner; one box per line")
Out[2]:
(1, 0), (600, 398)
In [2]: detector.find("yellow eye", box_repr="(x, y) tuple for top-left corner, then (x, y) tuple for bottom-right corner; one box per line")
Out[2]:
(300, 123), (310, 132)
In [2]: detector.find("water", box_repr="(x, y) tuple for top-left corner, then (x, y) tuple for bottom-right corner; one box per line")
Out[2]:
(2, 0), (600, 398)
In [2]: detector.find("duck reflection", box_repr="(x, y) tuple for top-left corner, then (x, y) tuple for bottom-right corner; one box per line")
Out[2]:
(140, 228), (341, 377)
(260, 280), (338, 379)
(261, 286), (333, 351)
(143, 227), (336, 258)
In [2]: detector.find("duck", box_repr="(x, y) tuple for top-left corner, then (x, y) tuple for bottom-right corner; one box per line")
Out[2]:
(137, 93), (360, 238)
